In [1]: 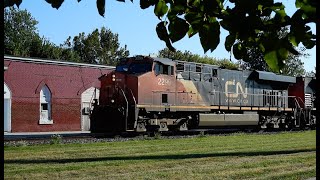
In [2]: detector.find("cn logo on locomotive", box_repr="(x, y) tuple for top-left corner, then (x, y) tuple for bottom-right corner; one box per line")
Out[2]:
(225, 80), (248, 98)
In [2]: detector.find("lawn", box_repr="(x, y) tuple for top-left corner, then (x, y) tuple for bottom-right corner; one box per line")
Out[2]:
(4, 130), (316, 180)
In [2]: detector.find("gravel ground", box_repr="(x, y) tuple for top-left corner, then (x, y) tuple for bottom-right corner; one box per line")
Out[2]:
(4, 130), (308, 147)
(4, 133), (200, 147)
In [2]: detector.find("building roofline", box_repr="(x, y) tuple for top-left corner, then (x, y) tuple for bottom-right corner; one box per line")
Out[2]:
(4, 55), (115, 69)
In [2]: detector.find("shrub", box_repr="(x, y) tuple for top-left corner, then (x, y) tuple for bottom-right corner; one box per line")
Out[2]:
(154, 132), (162, 140)
(15, 140), (28, 147)
(199, 131), (207, 138)
(50, 134), (62, 145)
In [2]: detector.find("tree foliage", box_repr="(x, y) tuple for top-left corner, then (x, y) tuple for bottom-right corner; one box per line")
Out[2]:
(63, 27), (130, 65)
(158, 48), (238, 70)
(240, 27), (307, 76)
(4, 0), (315, 72)
(4, 7), (39, 56)
(4, 7), (77, 60)
(240, 47), (307, 77)
(305, 67), (316, 77)
(4, 7), (129, 65)
(281, 52), (306, 76)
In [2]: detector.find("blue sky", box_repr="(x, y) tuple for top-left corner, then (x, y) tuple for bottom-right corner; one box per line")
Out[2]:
(18, 0), (315, 72)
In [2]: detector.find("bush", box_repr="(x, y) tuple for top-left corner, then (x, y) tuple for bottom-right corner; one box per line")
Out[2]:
(154, 132), (162, 140)
(199, 131), (207, 138)
(15, 140), (28, 147)
(50, 134), (62, 145)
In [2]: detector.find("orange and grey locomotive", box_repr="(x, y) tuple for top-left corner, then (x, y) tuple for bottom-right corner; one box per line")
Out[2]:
(90, 56), (316, 133)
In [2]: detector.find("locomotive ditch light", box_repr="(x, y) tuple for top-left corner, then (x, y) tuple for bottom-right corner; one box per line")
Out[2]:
(111, 99), (115, 103)
(112, 74), (116, 81)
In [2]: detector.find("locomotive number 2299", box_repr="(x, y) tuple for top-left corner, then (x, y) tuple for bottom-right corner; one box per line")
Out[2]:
(158, 78), (170, 86)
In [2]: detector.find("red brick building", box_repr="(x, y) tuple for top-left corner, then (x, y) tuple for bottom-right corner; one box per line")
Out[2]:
(4, 56), (114, 132)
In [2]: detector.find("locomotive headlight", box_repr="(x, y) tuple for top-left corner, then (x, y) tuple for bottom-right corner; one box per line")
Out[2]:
(112, 78), (116, 81)
(112, 74), (116, 78)
(111, 99), (115, 103)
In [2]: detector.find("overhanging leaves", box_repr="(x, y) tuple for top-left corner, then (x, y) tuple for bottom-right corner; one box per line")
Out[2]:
(187, 26), (197, 38)
(264, 47), (288, 72)
(185, 12), (203, 36)
(156, 21), (176, 52)
(168, 17), (189, 43)
(3, 0), (316, 72)
(4, 0), (22, 8)
(154, 0), (168, 19)
(232, 43), (245, 60)
(140, 0), (157, 9)
(199, 20), (220, 53)
(264, 51), (279, 72)
(225, 34), (236, 52)
(277, 48), (288, 61)
(45, 0), (64, 9)
(96, 0), (105, 17)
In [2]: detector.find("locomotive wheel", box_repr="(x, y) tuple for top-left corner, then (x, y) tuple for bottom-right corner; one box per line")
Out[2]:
(136, 122), (147, 132)
(179, 123), (188, 131)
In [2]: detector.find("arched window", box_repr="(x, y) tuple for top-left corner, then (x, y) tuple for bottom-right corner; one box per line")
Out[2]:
(39, 85), (53, 124)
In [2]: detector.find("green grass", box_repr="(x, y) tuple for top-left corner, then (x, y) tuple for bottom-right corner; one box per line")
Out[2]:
(4, 130), (316, 180)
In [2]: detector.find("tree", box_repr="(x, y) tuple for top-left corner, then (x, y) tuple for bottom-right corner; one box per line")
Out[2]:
(4, 6), (129, 65)
(240, 48), (306, 77)
(281, 53), (306, 76)
(59, 37), (82, 62)
(158, 48), (238, 70)
(4, 7), (40, 56)
(4, 0), (316, 72)
(4, 7), (70, 60)
(305, 67), (316, 77)
(65, 27), (130, 65)
(239, 27), (307, 76)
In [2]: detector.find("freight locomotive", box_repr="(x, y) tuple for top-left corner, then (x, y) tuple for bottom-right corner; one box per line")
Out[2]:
(90, 56), (316, 133)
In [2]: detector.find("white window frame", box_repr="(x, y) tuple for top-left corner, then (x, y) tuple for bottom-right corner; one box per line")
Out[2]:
(39, 85), (53, 124)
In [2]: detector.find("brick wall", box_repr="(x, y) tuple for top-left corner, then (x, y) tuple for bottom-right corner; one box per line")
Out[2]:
(4, 59), (113, 132)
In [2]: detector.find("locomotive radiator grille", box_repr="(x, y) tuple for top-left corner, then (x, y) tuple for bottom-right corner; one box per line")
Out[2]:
(305, 93), (312, 107)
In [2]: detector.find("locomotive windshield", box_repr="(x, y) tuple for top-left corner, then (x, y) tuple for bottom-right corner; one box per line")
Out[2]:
(116, 57), (152, 74)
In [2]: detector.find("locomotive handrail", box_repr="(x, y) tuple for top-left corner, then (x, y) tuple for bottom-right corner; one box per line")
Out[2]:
(127, 87), (138, 125)
(292, 97), (301, 109)
(117, 87), (128, 131)
(127, 88), (137, 107)
(151, 89), (292, 109)
(296, 96), (305, 108)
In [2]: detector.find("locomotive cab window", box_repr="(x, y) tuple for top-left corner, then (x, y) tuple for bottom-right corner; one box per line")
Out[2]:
(196, 65), (202, 72)
(128, 63), (152, 73)
(154, 63), (174, 76)
(184, 64), (190, 71)
(212, 69), (218, 77)
(189, 64), (196, 72)
(176, 63), (184, 72)
(202, 66), (212, 82)
(116, 57), (152, 74)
